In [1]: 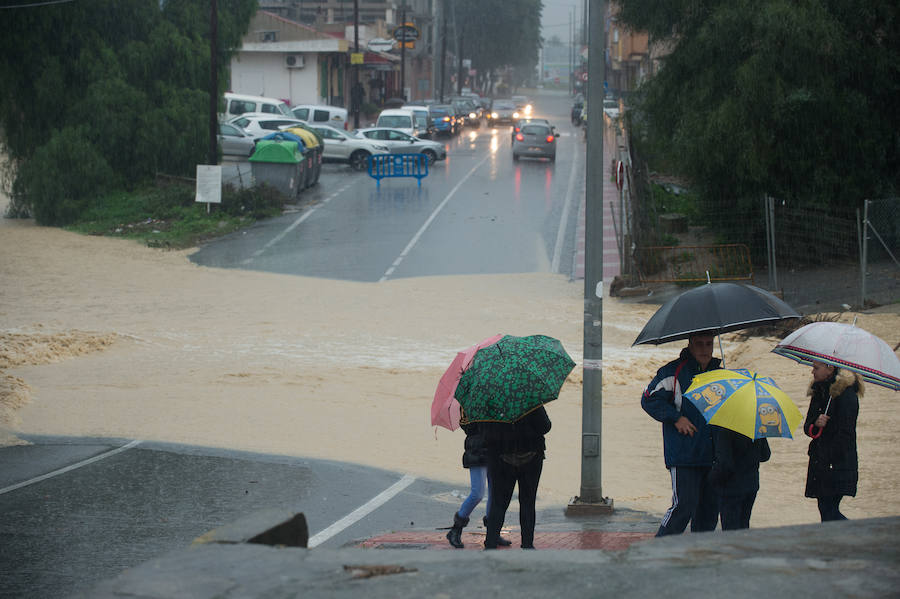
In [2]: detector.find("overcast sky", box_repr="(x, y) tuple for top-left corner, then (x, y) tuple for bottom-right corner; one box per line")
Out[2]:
(541, 0), (584, 46)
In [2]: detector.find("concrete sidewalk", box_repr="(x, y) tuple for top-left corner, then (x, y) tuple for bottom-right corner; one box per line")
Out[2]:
(81, 514), (900, 598)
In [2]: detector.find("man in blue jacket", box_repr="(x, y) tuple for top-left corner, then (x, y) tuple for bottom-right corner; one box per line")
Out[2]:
(641, 334), (720, 536)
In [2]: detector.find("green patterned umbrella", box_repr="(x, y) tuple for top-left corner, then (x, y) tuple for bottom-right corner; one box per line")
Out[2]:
(454, 334), (575, 423)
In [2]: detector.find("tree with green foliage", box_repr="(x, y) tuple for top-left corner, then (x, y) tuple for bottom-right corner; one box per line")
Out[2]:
(451, 0), (543, 94)
(616, 0), (899, 216)
(0, 0), (257, 225)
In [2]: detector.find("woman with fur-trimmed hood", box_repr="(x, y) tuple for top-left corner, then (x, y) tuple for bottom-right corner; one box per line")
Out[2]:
(804, 362), (863, 521)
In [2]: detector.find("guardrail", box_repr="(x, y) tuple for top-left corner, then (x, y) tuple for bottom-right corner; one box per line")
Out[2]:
(367, 153), (429, 188)
(634, 244), (753, 284)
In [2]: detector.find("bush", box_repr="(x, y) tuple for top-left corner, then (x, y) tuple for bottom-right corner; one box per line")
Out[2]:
(221, 184), (286, 218)
(13, 127), (116, 225)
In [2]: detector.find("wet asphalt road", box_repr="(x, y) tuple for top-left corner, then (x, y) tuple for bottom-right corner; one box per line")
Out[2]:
(0, 437), (469, 599)
(190, 90), (584, 282)
(0, 90), (586, 598)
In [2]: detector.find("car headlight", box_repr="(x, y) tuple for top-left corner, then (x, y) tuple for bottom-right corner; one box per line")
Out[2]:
(491, 112), (498, 119)
(513, 112), (520, 119)
(525, 104), (533, 114)
(469, 112), (477, 119)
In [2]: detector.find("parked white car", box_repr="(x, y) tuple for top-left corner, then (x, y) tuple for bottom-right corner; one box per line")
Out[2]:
(291, 104), (349, 131)
(222, 93), (293, 119)
(374, 108), (423, 138)
(309, 124), (390, 170)
(227, 113), (305, 139)
(354, 127), (446, 164)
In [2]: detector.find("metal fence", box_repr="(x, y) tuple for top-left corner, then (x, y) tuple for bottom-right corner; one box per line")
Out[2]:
(622, 132), (899, 312)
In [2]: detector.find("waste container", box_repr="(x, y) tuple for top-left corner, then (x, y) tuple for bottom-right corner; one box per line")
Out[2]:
(248, 140), (306, 200)
(258, 131), (310, 190)
(284, 125), (322, 188)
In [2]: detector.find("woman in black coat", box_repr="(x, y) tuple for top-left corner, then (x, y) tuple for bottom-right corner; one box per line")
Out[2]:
(804, 362), (862, 521)
(483, 405), (552, 549)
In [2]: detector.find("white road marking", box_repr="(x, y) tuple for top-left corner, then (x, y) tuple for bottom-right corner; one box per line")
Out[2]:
(0, 439), (143, 496)
(241, 182), (353, 264)
(307, 473), (416, 547)
(379, 156), (490, 282)
(551, 144), (581, 273)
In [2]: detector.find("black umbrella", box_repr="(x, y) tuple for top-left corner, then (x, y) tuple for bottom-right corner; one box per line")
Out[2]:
(633, 282), (800, 350)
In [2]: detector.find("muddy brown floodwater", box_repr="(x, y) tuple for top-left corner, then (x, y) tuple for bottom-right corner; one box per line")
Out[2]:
(2, 201), (899, 528)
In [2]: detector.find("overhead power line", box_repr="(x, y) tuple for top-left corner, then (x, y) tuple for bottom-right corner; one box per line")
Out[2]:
(1, 0), (76, 8)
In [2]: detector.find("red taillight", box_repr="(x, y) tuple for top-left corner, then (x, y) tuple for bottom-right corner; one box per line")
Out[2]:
(546, 135), (555, 143)
(514, 127), (520, 133)
(515, 133), (524, 141)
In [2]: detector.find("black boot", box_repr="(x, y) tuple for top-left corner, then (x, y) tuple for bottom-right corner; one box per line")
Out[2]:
(446, 513), (468, 548)
(484, 516), (512, 546)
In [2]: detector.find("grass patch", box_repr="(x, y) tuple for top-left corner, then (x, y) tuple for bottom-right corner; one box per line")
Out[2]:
(66, 181), (288, 249)
(651, 183), (701, 224)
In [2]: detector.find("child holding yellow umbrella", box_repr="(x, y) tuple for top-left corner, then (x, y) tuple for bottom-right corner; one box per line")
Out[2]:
(685, 368), (802, 530)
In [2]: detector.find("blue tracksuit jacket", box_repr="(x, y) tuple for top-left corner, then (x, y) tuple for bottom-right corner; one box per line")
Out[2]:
(641, 347), (720, 469)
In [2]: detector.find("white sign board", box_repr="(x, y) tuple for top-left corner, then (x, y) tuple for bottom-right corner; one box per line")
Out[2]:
(195, 165), (222, 204)
(367, 38), (395, 52)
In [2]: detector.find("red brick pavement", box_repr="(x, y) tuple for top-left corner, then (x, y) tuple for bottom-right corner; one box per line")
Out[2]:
(356, 530), (653, 551)
(574, 122), (621, 283)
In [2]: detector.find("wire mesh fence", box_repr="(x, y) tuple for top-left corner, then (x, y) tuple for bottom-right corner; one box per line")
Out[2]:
(623, 137), (899, 313)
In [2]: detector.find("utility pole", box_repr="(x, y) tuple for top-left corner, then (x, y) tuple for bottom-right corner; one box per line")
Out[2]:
(569, 8), (574, 96)
(456, 30), (464, 95)
(352, 0), (360, 128)
(207, 0), (218, 166)
(399, 3), (407, 100)
(566, 0), (613, 516)
(439, 0), (447, 102)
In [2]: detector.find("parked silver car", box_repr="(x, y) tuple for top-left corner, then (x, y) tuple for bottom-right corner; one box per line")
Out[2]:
(512, 123), (557, 162)
(217, 122), (256, 158)
(309, 124), (390, 170)
(354, 128), (447, 164)
(227, 113), (305, 139)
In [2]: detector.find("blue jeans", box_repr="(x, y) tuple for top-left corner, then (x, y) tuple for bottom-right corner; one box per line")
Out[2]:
(458, 466), (492, 519)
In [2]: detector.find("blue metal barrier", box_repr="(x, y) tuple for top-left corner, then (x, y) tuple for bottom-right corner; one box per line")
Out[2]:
(367, 153), (429, 187)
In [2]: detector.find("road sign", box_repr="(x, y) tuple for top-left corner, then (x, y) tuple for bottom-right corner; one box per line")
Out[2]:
(367, 38), (395, 52)
(392, 24), (419, 42)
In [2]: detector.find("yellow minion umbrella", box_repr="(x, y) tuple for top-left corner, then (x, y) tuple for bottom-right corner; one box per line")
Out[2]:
(684, 368), (802, 440)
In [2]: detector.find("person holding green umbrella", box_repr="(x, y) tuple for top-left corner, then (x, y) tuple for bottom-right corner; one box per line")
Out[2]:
(481, 406), (552, 550)
(454, 334), (574, 549)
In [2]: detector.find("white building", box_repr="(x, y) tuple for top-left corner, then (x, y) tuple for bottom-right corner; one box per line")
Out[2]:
(230, 11), (350, 106)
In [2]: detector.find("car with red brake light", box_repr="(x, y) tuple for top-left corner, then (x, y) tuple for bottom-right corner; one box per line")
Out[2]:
(512, 123), (558, 162)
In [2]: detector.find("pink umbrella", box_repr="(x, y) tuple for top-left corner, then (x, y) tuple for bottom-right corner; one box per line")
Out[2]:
(431, 334), (504, 430)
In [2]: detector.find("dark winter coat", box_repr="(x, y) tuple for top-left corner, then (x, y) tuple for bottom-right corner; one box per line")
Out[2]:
(482, 406), (552, 459)
(804, 369), (862, 498)
(709, 425), (771, 497)
(460, 421), (488, 469)
(641, 347), (721, 468)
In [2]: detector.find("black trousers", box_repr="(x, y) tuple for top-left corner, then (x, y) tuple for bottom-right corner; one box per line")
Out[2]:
(719, 491), (757, 530)
(817, 495), (847, 521)
(485, 453), (543, 548)
(656, 466), (718, 536)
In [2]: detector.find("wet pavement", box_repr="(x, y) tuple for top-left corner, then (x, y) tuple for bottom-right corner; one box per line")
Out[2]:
(80, 513), (900, 598)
